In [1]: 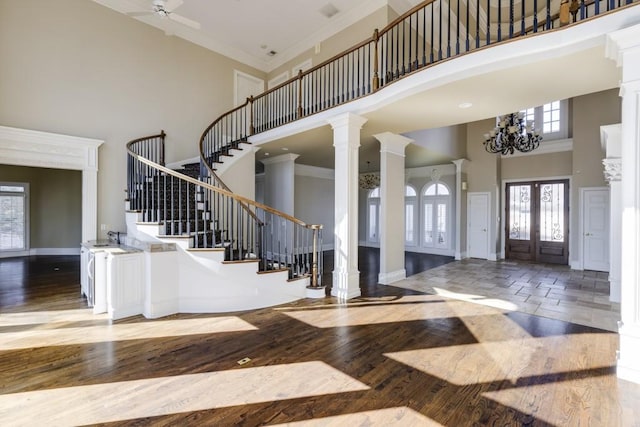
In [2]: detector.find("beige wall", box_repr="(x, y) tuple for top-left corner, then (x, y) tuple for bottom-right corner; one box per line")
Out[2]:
(466, 118), (501, 258)
(267, 6), (393, 83)
(570, 88), (620, 265)
(0, 0), (265, 238)
(0, 165), (82, 248)
(501, 151), (573, 180)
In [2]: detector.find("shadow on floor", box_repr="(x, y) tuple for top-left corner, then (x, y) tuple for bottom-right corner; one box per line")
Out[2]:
(321, 247), (454, 296)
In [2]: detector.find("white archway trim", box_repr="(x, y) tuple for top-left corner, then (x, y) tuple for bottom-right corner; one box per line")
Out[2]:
(0, 125), (104, 243)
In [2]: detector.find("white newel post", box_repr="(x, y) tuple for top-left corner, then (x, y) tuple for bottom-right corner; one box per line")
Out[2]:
(601, 124), (622, 303)
(606, 24), (640, 384)
(374, 132), (413, 284)
(328, 113), (367, 300)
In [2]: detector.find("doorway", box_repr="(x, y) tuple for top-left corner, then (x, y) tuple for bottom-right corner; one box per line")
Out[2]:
(505, 179), (569, 264)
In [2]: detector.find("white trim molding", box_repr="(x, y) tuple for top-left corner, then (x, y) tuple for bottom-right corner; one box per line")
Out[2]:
(0, 125), (104, 243)
(501, 138), (573, 158)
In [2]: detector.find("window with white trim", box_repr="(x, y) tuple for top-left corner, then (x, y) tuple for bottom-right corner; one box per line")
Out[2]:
(422, 182), (450, 250)
(0, 183), (28, 252)
(519, 99), (568, 141)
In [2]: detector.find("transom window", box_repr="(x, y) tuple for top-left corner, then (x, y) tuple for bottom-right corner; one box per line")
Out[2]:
(519, 99), (568, 141)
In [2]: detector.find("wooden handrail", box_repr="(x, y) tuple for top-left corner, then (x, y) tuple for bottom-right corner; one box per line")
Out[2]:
(128, 142), (321, 230)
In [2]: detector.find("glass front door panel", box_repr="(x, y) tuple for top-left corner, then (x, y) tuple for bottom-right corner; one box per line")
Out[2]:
(509, 185), (531, 240)
(539, 183), (565, 242)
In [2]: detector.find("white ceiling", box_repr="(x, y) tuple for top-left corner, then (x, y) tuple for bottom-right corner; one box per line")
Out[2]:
(92, 0), (420, 72)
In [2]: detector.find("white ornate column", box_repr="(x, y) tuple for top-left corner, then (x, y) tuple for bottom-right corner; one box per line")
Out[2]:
(452, 159), (468, 260)
(601, 124), (622, 303)
(374, 132), (413, 284)
(328, 113), (367, 300)
(606, 23), (640, 384)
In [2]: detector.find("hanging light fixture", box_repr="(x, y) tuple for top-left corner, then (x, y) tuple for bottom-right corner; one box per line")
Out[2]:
(483, 112), (542, 155)
(359, 161), (380, 190)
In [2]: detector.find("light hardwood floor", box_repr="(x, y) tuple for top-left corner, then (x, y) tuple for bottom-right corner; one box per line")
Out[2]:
(1, 255), (639, 426)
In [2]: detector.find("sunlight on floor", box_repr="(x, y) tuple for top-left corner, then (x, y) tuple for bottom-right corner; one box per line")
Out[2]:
(0, 361), (370, 425)
(432, 287), (520, 311)
(281, 295), (507, 328)
(0, 308), (108, 327)
(385, 333), (618, 386)
(0, 317), (258, 351)
(270, 407), (443, 426)
(483, 373), (640, 426)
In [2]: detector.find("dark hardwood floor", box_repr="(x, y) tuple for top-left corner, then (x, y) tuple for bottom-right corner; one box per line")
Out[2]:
(1, 254), (639, 426)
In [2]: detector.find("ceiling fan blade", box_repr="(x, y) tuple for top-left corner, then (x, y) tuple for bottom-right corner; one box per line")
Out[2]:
(126, 11), (154, 17)
(168, 13), (201, 30)
(165, 0), (184, 11)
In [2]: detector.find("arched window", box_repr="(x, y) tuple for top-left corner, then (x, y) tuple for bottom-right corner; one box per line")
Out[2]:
(367, 187), (380, 244)
(405, 185), (417, 246)
(422, 182), (451, 249)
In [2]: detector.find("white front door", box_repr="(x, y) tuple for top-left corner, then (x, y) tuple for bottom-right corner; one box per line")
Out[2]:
(467, 192), (489, 259)
(582, 187), (610, 272)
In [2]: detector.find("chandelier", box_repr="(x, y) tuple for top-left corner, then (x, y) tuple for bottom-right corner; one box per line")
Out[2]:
(359, 161), (380, 190)
(483, 112), (542, 155)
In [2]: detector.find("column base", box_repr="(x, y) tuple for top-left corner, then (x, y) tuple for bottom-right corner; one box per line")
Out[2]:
(331, 270), (361, 300)
(609, 277), (621, 303)
(378, 269), (406, 285)
(306, 286), (327, 299)
(618, 324), (640, 384)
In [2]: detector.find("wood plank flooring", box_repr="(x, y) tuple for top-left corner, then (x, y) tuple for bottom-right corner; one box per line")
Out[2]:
(1, 255), (639, 426)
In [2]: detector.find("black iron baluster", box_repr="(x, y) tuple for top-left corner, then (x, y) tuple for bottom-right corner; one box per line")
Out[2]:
(498, 0), (502, 42)
(456, 0), (460, 54)
(476, 0), (480, 47)
(439, 0), (443, 59)
(447, 0), (451, 57)
(486, 0), (491, 46)
(509, 0), (514, 39)
(546, 0), (551, 30)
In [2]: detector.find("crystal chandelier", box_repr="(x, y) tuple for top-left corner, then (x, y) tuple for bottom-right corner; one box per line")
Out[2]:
(483, 112), (542, 155)
(359, 161), (380, 190)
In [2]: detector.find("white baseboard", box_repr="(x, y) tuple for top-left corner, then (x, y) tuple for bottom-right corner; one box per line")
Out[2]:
(30, 248), (80, 256)
(144, 300), (179, 319)
(488, 252), (498, 261)
(0, 250), (30, 258)
(570, 259), (583, 270)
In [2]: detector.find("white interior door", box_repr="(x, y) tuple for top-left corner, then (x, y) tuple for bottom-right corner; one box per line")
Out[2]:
(467, 192), (489, 259)
(582, 188), (609, 272)
(234, 70), (265, 107)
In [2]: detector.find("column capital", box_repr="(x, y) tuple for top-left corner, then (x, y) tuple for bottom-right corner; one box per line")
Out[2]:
(373, 132), (413, 157)
(452, 158), (469, 171)
(601, 124), (621, 157)
(326, 112), (368, 132)
(259, 153), (300, 165)
(603, 158), (622, 182)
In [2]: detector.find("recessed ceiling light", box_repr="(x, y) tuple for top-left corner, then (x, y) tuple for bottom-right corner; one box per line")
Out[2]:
(282, 147), (289, 151)
(267, 50), (277, 57)
(458, 102), (473, 109)
(264, 152), (270, 156)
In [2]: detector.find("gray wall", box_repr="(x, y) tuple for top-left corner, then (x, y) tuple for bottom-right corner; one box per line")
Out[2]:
(294, 172), (335, 248)
(0, 0), (265, 238)
(0, 165), (81, 248)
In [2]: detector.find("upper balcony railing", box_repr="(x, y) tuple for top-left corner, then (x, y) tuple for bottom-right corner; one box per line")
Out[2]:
(200, 0), (638, 172)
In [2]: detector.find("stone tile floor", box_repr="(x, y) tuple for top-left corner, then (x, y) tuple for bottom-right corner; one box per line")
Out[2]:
(394, 258), (620, 332)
